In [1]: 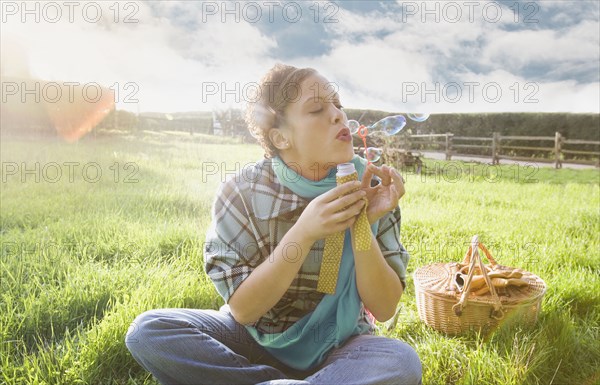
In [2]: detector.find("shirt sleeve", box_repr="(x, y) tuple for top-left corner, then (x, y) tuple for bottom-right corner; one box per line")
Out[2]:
(375, 205), (410, 289)
(204, 178), (262, 303)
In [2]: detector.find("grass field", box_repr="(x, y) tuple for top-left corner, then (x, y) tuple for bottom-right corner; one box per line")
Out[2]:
(1, 132), (599, 385)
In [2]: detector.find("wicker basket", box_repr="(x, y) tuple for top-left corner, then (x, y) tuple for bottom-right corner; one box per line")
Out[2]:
(413, 235), (546, 335)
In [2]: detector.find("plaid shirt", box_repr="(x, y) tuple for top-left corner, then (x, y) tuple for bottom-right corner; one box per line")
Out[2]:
(204, 157), (410, 334)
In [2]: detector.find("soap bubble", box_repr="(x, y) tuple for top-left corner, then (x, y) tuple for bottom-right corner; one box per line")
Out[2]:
(348, 120), (360, 134)
(371, 115), (406, 136)
(407, 113), (430, 122)
(365, 147), (383, 162)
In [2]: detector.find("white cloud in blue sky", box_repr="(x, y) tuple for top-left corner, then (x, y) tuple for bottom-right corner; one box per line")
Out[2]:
(1, 0), (598, 113)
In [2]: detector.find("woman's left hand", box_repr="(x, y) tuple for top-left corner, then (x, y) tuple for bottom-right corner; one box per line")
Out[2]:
(360, 164), (405, 225)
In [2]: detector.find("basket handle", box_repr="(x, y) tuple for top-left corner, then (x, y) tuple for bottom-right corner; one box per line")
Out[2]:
(461, 240), (498, 267)
(452, 235), (504, 320)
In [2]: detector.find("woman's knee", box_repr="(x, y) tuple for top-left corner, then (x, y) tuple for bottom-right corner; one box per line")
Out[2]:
(359, 337), (421, 384)
(125, 309), (179, 355)
(386, 339), (422, 384)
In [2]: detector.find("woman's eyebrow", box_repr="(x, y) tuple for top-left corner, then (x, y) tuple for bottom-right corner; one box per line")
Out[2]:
(302, 93), (341, 106)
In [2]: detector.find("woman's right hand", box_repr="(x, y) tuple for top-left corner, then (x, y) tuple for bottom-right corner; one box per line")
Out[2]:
(295, 181), (367, 243)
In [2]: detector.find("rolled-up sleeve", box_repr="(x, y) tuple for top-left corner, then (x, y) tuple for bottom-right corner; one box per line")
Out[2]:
(375, 206), (410, 288)
(204, 179), (261, 303)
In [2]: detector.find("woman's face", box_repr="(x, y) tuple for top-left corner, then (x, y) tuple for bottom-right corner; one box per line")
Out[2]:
(277, 73), (354, 181)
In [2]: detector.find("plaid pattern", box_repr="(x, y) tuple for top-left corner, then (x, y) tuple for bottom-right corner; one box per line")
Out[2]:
(204, 157), (410, 334)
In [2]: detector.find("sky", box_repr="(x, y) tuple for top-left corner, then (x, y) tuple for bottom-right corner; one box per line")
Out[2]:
(1, 0), (599, 114)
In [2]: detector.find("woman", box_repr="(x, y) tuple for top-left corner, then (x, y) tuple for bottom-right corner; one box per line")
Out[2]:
(126, 64), (422, 385)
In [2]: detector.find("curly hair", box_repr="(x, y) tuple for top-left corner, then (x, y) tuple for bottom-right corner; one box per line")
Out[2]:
(245, 64), (317, 159)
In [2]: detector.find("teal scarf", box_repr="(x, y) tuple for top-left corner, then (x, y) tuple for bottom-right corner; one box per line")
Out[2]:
(244, 155), (379, 371)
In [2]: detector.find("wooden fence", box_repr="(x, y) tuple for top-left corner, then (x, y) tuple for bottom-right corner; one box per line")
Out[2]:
(390, 132), (600, 168)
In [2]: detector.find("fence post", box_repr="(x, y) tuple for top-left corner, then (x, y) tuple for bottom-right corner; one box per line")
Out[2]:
(445, 133), (453, 160)
(405, 134), (412, 153)
(554, 132), (562, 169)
(492, 132), (500, 165)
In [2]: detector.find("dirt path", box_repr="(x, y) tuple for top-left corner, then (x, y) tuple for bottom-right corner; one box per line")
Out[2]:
(419, 151), (598, 170)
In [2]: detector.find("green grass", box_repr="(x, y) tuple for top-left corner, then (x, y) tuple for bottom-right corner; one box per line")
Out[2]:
(1, 133), (599, 385)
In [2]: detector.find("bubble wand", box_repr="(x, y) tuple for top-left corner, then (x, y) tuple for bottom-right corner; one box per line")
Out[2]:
(357, 124), (371, 165)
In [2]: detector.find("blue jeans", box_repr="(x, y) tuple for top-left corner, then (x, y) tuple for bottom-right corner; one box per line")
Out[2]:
(125, 305), (422, 385)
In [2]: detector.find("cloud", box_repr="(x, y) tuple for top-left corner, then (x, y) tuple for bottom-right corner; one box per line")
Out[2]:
(1, 1), (277, 112)
(1, 0), (598, 113)
(480, 21), (599, 77)
(315, 0), (600, 112)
